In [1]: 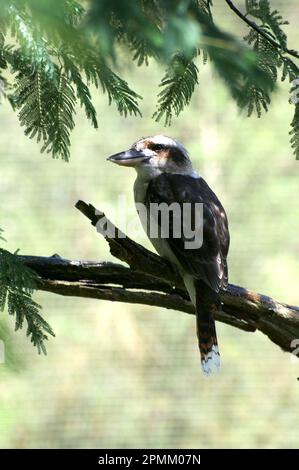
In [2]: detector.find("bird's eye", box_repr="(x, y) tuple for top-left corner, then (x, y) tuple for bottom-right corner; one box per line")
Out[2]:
(152, 144), (165, 151)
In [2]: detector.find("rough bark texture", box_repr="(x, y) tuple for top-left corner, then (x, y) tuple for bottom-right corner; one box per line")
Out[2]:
(16, 199), (299, 356)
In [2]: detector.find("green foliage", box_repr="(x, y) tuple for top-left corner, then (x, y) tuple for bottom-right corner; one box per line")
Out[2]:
(245, 0), (288, 48)
(1, 57), (298, 447)
(290, 102), (299, 160)
(153, 54), (199, 125)
(240, 30), (277, 116)
(0, 246), (54, 354)
(0, 0), (298, 352)
(242, 0), (299, 157)
(281, 56), (299, 83)
(0, 0), (142, 161)
(0, 0), (299, 352)
(96, 63), (142, 118)
(62, 54), (98, 129)
(0, 0), (298, 160)
(8, 59), (76, 161)
(198, 0), (213, 18)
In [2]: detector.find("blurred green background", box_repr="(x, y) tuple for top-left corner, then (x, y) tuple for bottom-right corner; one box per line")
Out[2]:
(0, 0), (299, 449)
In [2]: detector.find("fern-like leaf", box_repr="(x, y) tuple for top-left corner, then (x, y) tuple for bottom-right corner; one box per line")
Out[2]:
(41, 69), (76, 161)
(129, 34), (159, 66)
(246, 0), (288, 48)
(8, 52), (76, 161)
(10, 65), (49, 144)
(281, 56), (299, 83)
(198, 0), (213, 18)
(153, 53), (199, 125)
(62, 52), (98, 128)
(0, 248), (54, 354)
(290, 102), (299, 160)
(96, 62), (142, 117)
(0, 32), (6, 69)
(241, 30), (279, 116)
(0, 284), (7, 311)
(8, 4), (56, 78)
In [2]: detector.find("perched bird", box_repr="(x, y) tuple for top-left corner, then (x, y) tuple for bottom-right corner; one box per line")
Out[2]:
(107, 135), (229, 375)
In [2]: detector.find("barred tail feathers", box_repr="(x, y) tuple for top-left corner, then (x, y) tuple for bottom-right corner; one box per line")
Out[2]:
(195, 280), (221, 376)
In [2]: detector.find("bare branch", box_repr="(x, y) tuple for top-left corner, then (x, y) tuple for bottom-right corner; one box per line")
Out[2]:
(18, 255), (255, 333)
(74, 199), (299, 353)
(15, 199), (299, 356)
(74, 200), (183, 288)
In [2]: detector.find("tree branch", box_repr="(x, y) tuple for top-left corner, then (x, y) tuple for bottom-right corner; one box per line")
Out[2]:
(18, 255), (255, 333)
(225, 0), (299, 60)
(16, 199), (299, 356)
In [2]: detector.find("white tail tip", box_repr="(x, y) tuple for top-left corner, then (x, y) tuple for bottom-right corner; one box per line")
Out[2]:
(201, 345), (221, 376)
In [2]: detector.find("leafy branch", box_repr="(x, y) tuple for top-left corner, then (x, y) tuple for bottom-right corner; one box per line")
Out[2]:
(0, 1), (142, 160)
(0, 246), (54, 354)
(290, 102), (299, 160)
(0, 1), (298, 351)
(226, 0), (299, 59)
(153, 53), (199, 125)
(225, 0), (299, 157)
(0, 0), (298, 160)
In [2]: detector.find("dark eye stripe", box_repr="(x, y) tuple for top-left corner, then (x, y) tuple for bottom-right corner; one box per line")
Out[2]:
(151, 143), (166, 151)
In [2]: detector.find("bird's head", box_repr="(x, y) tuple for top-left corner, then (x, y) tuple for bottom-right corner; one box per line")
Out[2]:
(107, 135), (193, 178)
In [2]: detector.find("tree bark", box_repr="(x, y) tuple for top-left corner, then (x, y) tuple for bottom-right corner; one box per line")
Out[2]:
(16, 199), (299, 356)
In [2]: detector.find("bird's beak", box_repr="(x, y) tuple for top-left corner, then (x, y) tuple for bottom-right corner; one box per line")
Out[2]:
(107, 148), (147, 167)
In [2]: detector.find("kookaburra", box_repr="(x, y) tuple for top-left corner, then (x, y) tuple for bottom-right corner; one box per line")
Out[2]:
(107, 135), (230, 375)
